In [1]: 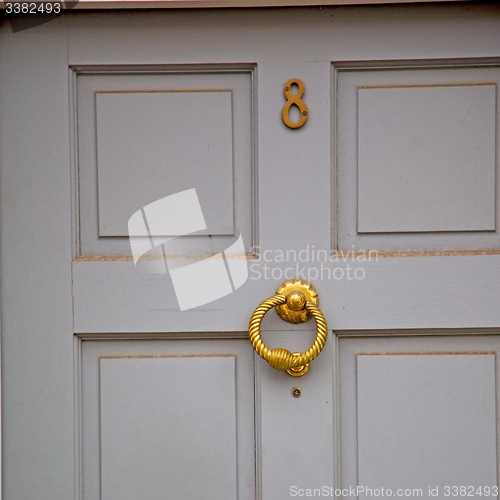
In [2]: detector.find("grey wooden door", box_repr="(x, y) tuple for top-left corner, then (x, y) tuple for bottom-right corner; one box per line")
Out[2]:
(2, 4), (500, 500)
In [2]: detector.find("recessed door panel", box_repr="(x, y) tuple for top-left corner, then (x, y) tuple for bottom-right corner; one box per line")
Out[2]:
(80, 338), (255, 500)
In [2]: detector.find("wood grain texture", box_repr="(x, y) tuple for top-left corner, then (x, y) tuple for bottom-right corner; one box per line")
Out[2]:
(257, 330), (335, 497)
(357, 84), (496, 233)
(95, 91), (234, 236)
(74, 67), (255, 256)
(339, 336), (500, 495)
(66, 6), (500, 65)
(3, 8), (500, 500)
(80, 339), (255, 500)
(337, 64), (500, 251)
(0, 18), (75, 500)
(357, 354), (497, 497)
(100, 356), (238, 499)
(74, 254), (500, 332)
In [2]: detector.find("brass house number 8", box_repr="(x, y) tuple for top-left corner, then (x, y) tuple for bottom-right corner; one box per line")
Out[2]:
(282, 78), (308, 129)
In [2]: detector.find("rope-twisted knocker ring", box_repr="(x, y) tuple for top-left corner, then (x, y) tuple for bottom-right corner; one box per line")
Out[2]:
(249, 279), (328, 377)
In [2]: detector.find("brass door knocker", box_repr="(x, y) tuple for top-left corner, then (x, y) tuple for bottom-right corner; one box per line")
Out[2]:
(249, 279), (327, 377)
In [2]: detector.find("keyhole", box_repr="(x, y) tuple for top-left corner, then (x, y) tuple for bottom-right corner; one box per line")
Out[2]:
(291, 387), (302, 398)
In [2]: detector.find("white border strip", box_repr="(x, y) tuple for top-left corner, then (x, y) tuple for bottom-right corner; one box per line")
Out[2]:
(29, 0), (470, 9)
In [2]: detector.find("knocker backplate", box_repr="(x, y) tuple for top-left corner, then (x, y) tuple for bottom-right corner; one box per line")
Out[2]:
(275, 279), (319, 324)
